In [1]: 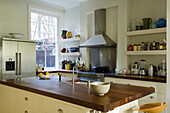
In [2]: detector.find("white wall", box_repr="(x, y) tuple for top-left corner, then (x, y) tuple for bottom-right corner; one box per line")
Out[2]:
(0, 0), (64, 40)
(64, 7), (80, 35)
(79, 0), (127, 70)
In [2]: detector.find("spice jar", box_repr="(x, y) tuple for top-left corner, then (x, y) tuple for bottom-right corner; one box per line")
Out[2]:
(128, 44), (133, 51)
(137, 44), (141, 51)
(155, 42), (160, 50)
(141, 42), (145, 51)
(133, 44), (138, 51)
(159, 44), (164, 50)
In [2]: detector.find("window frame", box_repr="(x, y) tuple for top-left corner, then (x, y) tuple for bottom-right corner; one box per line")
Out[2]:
(28, 4), (63, 70)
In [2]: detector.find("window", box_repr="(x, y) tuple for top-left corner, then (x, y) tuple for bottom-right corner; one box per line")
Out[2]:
(30, 11), (59, 70)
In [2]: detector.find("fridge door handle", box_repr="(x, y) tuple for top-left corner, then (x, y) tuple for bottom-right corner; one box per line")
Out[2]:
(19, 53), (21, 75)
(16, 53), (18, 75)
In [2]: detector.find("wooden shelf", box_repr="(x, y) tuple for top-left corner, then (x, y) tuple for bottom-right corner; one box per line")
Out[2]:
(126, 50), (166, 56)
(126, 28), (166, 36)
(61, 38), (80, 42)
(61, 52), (80, 56)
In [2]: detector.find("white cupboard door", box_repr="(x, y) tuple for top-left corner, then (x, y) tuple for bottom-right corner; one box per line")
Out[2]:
(43, 96), (83, 113)
(12, 87), (42, 113)
(18, 42), (36, 77)
(0, 84), (13, 113)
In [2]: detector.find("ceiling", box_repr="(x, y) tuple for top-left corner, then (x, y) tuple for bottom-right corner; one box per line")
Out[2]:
(37, 0), (87, 9)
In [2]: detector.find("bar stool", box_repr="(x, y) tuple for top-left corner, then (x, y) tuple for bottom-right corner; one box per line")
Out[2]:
(132, 102), (166, 113)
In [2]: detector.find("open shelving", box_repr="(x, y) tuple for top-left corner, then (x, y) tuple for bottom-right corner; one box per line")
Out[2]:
(126, 28), (166, 37)
(126, 50), (166, 56)
(61, 52), (80, 56)
(61, 38), (80, 42)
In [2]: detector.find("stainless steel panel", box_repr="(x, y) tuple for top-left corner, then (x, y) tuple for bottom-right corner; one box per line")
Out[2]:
(18, 42), (36, 77)
(1, 40), (18, 79)
(90, 47), (116, 72)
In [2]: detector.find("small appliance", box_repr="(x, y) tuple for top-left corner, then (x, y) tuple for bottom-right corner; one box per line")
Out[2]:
(139, 60), (146, 75)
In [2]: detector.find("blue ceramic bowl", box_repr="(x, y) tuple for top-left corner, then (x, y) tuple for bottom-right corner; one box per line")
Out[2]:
(155, 18), (166, 28)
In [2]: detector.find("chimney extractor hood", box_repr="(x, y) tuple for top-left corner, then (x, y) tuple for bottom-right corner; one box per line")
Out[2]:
(80, 9), (117, 48)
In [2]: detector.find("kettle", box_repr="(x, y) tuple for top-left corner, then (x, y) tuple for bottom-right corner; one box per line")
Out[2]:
(148, 64), (156, 76)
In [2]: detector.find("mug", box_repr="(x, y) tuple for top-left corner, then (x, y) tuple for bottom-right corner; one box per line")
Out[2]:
(142, 18), (152, 29)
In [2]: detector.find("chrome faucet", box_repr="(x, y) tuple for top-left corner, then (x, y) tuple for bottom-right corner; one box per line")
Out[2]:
(58, 73), (62, 82)
(72, 66), (78, 85)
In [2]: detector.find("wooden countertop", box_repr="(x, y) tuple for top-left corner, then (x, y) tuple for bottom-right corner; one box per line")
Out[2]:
(42, 69), (166, 83)
(0, 76), (155, 112)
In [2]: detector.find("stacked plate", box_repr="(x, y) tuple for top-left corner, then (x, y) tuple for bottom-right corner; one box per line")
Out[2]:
(9, 33), (24, 39)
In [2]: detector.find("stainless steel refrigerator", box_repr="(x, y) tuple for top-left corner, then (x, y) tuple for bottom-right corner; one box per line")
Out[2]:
(0, 38), (36, 80)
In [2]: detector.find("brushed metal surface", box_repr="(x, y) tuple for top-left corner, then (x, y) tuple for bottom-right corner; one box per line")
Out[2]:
(90, 47), (116, 72)
(0, 38), (36, 80)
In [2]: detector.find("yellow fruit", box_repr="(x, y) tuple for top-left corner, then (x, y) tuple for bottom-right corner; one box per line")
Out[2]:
(46, 72), (50, 75)
(39, 73), (43, 75)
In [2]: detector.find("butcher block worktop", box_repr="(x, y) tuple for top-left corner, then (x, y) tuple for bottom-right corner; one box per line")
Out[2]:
(0, 76), (155, 112)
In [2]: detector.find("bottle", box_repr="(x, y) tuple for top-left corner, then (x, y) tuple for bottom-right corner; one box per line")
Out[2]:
(163, 39), (166, 50)
(162, 59), (166, 71)
(82, 63), (85, 71)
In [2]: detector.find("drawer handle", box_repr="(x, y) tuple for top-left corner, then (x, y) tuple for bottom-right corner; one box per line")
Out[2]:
(25, 97), (28, 101)
(149, 96), (154, 99)
(57, 108), (63, 113)
(25, 110), (28, 113)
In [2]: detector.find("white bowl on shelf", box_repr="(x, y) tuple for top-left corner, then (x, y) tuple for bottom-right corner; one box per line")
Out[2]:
(9, 33), (24, 39)
(90, 82), (110, 96)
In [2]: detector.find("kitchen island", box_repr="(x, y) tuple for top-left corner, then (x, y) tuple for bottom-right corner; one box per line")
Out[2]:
(0, 76), (154, 113)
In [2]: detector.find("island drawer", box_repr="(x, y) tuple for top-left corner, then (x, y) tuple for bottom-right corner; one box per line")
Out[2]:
(42, 96), (83, 113)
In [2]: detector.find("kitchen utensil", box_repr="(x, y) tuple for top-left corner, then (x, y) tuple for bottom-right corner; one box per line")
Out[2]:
(131, 62), (139, 75)
(137, 44), (141, 51)
(133, 44), (138, 51)
(128, 44), (133, 51)
(69, 47), (79, 52)
(66, 31), (72, 38)
(145, 42), (151, 50)
(151, 41), (156, 50)
(139, 60), (146, 75)
(142, 18), (152, 29)
(9, 33), (24, 39)
(90, 82), (110, 96)
(155, 18), (166, 28)
(148, 64), (154, 76)
(141, 42), (146, 51)
(155, 42), (160, 50)
(39, 74), (50, 79)
(61, 30), (67, 39)
(61, 48), (66, 53)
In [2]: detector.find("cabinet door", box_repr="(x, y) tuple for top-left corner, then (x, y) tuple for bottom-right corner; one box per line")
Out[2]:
(0, 84), (13, 113)
(43, 96), (83, 113)
(12, 87), (42, 113)
(18, 42), (36, 77)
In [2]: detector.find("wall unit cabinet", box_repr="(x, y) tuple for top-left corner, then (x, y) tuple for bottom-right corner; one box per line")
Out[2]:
(126, 0), (167, 71)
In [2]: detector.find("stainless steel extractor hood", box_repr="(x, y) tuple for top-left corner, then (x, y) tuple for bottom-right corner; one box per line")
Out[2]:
(80, 9), (117, 48)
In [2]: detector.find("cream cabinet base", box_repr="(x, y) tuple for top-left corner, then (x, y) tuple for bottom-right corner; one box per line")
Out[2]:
(0, 84), (138, 113)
